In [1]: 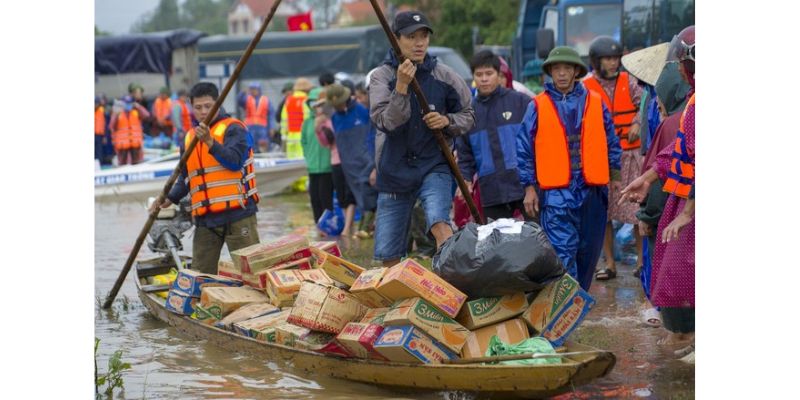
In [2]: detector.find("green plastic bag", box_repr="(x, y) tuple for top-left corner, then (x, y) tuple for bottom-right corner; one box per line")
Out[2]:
(485, 335), (561, 365)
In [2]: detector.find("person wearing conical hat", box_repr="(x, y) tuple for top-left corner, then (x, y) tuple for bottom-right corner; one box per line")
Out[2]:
(516, 46), (622, 291)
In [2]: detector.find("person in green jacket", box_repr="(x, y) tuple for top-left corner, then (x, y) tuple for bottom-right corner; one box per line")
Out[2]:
(300, 87), (334, 226)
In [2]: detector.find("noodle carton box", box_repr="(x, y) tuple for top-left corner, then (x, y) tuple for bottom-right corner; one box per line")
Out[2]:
(348, 268), (394, 308)
(335, 322), (387, 360)
(521, 274), (595, 343)
(311, 241), (342, 257)
(538, 290), (595, 347)
(244, 258), (313, 289)
(215, 302), (279, 331)
(460, 318), (530, 359)
(456, 292), (529, 330)
(383, 297), (470, 354)
(360, 307), (390, 325)
(275, 323), (312, 347)
(165, 289), (197, 315)
(192, 304), (221, 326)
(240, 310), (290, 341)
(373, 325), (458, 364)
(231, 234), (311, 274)
(199, 286), (269, 318)
(376, 259), (467, 318)
(265, 269), (334, 307)
(288, 282), (368, 334)
(310, 247), (366, 287)
(172, 269), (243, 297)
(217, 259), (242, 280)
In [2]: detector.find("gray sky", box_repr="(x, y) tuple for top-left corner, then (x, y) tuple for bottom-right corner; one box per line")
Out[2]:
(95, 0), (161, 35)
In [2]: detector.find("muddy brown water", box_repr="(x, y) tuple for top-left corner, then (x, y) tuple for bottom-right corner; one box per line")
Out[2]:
(95, 192), (694, 399)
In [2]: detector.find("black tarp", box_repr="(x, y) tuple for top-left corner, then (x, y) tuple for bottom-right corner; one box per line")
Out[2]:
(95, 29), (206, 75)
(198, 25), (389, 79)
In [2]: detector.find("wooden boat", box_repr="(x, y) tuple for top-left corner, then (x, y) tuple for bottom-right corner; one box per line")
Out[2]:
(135, 257), (615, 398)
(95, 152), (306, 200)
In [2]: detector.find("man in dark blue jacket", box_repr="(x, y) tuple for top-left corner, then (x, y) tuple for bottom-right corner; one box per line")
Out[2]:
(457, 50), (533, 221)
(369, 11), (475, 266)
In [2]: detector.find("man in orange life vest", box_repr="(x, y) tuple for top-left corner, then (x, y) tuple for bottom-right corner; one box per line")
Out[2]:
(516, 46), (622, 291)
(95, 95), (107, 163)
(109, 95), (150, 165)
(281, 78), (313, 159)
(172, 89), (193, 145)
(583, 36), (645, 281)
(152, 87), (175, 137)
(238, 82), (274, 153)
(152, 82), (261, 274)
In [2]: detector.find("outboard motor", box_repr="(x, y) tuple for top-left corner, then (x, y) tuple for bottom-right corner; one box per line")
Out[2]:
(146, 196), (194, 269)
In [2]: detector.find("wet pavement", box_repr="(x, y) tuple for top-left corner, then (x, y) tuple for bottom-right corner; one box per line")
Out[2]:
(95, 192), (694, 399)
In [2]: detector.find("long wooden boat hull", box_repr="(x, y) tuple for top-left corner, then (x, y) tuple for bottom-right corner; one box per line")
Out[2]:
(135, 261), (615, 398)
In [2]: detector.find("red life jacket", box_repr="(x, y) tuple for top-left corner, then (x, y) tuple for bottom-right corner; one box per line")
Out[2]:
(184, 117), (259, 217)
(285, 93), (307, 133)
(178, 99), (192, 132)
(245, 95), (269, 127)
(662, 94), (695, 199)
(534, 90), (609, 189)
(95, 106), (106, 136)
(112, 110), (143, 150)
(583, 72), (640, 150)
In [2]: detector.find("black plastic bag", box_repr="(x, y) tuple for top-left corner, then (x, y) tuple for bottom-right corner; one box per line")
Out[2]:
(432, 221), (566, 298)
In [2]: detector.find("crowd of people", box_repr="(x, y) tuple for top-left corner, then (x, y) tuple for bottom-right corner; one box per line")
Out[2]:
(131, 11), (695, 364)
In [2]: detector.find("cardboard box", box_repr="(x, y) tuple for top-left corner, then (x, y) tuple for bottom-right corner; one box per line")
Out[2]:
(215, 302), (279, 331)
(360, 307), (390, 325)
(275, 323), (312, 347)
(288, 282), (368, 334)
(295, 331), (337, 351)
(315, 340), (352, 358)
(460, 318), (530, 359)
(243, 258), (313, 289)
(233, 309), (290, 339)
(199, 286), (269, 318)
(192, 304), (221, 326)
(349, 268), (394, 308)
(335, 322), (387, 360)
(311, 241), (342, 257)
(373, 325), (458, 364)
(456, 292), (529, 330)
(165, 290), (197, 315)
(521, 274), (586, 332)
(539, 290), (595, 347)
(230, 234), (310, 274)
(376, 259), (467, 318)
(265, 269), (334, 307)
(217, 259), (242, 281)
(172, 269), (243, 297)
(310, 247), (365, 287)
(383, 297), (469, 353)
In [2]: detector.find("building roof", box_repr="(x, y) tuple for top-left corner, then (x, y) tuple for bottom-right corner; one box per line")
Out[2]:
(238, 0), (275, 18)
(341, 0), (384, 22)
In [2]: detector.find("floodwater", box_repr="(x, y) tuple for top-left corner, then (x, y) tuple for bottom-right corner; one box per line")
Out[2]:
(95, 192), (694, 399)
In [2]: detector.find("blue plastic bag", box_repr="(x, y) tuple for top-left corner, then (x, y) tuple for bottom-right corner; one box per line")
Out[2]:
(317, 208), (344, 236)
(613, 222), (637, 265)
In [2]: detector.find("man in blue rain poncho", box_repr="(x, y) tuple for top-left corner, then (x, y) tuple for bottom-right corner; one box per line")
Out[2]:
(516, 46), (622, 291)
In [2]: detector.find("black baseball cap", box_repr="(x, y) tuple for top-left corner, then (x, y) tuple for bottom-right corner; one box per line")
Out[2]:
(392, 11), (433, 36)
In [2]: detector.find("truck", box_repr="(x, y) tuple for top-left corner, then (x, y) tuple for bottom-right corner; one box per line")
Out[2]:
(511, 0), (695, 79)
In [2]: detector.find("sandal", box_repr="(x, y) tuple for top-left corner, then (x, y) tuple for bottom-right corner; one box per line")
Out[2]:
(642, 307), (662, 328)
(675, 343), (695, 358)
(595, 268), (617, 281)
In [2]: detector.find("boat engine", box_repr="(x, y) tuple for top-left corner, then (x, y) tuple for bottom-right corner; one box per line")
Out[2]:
(146, 196), (193, 269)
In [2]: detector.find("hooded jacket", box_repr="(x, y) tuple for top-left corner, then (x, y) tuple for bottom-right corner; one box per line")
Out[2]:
(369, 51), (475, 193)
(457, 86), (531, 207)
(331, 98), (378, 211)
(516, 82), (622, 209)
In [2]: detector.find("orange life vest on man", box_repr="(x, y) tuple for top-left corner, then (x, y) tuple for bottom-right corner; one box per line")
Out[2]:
(95, 106), (106, 136)
(534, 90), (609, 189)
(285, 93), (307, 133)
(178, 99), (192, 132)
(112, 110), (144, 150)
(583, 72), (639, 150)
(245, 95), (269, 127)
(184, 117), (260, 217)
(153, 97), (174, 132)
(662, 94), (695, 199)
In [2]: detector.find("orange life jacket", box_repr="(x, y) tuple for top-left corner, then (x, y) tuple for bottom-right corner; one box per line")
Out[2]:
(285, 93), (307, 133)
(583, 72), (640, 150)
(662, 94), (695, 199)
(112, 110), (144, 150)
(154, 97), (174, 131)
(245, 95), (269, 127)
(178, 99), (192, 132)
(184, 117), (260, 217)
(534, 90), (609, 189)
(95, 106), (106, 136)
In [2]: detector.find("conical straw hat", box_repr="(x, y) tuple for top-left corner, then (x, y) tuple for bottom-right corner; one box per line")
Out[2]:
(621, 42), (670, 86)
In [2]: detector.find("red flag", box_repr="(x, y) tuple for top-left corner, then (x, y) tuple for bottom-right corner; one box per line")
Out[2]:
(287, 11), (313, 32)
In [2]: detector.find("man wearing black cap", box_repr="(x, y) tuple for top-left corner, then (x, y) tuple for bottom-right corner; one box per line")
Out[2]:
(369, 11), (475, 267)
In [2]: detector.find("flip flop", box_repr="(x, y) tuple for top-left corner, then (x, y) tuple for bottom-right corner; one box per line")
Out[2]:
(642, 307), (662, 328)
(595, 268), (617, 281)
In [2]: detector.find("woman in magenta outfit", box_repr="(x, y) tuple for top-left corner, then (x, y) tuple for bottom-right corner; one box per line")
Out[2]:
(619, 26), (695, 361)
